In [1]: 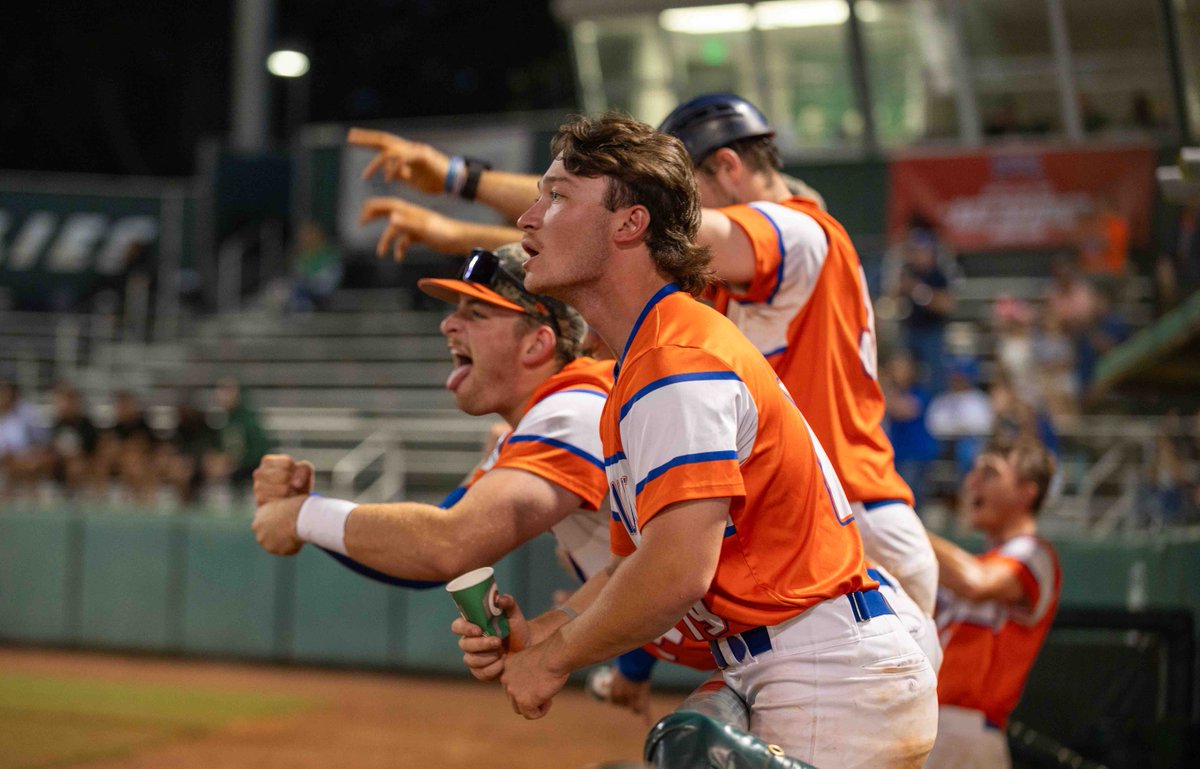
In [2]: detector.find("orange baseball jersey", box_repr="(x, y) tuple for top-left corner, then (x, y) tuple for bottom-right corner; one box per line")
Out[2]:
(448, 356), (714, 670)
(604, 284), (873, 638)
(934, 535), (1062, 727)
(710, 197), (913, 506)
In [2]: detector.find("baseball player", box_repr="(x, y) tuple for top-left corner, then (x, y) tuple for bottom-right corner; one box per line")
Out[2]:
(250, 244), (715, 690)
(925, 435), (1062, 769)
(251, 245), (614, 584)
(455, 114), (936, 768)
(351, 99), (940, 622)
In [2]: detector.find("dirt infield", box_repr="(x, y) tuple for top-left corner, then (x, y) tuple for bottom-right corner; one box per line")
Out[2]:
(0, 647), (682, 769)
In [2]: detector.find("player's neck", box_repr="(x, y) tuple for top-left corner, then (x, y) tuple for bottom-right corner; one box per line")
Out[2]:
(739, 171), (791, 206)
(984, 513), (1037, 545)
(497, 360), (563, 426)
(565, 253), (670, 365)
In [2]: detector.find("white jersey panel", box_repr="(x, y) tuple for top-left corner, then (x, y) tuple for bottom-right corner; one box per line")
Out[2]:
(723, 202), (829, 358)
(494, 389), (611, 581)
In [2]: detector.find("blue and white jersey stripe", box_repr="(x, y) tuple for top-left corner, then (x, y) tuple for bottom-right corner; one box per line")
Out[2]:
(607, 372), (758, 543)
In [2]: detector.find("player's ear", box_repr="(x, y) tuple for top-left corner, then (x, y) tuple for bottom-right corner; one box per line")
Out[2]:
(521, 324), (558, 367)
(1017, 478), (1039, 512)
(612, 204), (650, 246)
(709, 147), (743, 180)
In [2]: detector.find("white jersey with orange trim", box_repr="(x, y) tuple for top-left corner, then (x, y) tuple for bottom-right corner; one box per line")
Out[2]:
(934, 534), (1062, 729)
(451, 358), (613, 578)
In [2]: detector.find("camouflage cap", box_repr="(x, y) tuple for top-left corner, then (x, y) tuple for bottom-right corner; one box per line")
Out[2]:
(418, 243), (588, 361)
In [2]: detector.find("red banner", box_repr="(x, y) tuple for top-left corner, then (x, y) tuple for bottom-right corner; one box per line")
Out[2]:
(887, 145), (1156, 253)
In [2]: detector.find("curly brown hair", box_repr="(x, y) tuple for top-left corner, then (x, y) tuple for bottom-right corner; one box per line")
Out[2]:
(551, 114), (713, 296)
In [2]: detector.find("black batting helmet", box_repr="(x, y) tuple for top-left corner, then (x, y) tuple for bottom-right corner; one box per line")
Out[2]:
(658, 93), (775, 166)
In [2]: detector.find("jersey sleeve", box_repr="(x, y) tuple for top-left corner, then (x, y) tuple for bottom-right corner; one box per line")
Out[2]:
(616, 346), (753, 527)
(610, 513), (637, 556)
(494, 389), (608, 510)
(994, 536), (1059, 624)
(720, 201), (829, 306)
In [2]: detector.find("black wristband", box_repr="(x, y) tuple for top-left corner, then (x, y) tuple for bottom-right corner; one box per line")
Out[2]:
(460, 157), (493, 201)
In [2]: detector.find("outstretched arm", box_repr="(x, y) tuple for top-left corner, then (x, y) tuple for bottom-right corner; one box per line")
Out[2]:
(348, 128), (540, 222)
(359, 197), (522, 260)
(251, 466), (582, 582)
(928, 532), (1026, 604)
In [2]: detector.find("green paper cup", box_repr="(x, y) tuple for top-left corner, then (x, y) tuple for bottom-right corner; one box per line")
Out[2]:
(446, 566), (510, 639)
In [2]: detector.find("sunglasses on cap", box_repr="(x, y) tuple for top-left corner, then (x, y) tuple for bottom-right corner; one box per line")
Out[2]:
(460, 248), (561, 339)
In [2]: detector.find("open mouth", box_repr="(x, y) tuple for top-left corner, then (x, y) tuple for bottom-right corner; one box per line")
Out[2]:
(521, 240), (540, 259)
(447, 351), (473, 392)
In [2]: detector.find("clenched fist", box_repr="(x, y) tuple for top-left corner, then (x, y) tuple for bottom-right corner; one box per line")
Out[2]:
(253, 454), (314, 507)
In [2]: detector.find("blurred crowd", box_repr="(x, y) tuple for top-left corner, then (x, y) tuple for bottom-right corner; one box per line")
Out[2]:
(879, 219), (1199, 524)
(0, 378), (270, 508)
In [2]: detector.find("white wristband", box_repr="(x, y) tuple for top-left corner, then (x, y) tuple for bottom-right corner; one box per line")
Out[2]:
(296, 495), (356, 555)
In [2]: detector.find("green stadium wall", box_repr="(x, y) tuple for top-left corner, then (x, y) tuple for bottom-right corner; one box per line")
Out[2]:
(1, 509), (1197, 694)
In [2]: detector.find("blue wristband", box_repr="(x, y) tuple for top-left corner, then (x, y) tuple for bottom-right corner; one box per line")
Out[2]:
(444, 156), (466, 195)
(616, 647), (657, 683)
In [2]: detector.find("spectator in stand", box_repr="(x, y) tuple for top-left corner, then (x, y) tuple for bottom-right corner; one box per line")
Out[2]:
(882, 352), (939, 513)
(989, 377), (1058, 459)
(288, 222), (343, 313)
(204, 378), (271, 496)
(1075, 287), (1129, 392)
(1043, 256), (1097, 334)
(1032, 312), (1079, 431)
(95, 390), (159, 504)
(0, 380), (50, 499)
(894, 220), (956, 391)
(991, 295), (1039, 406)
(160, 391), (220, 505)
(1076, 197), (1129, 278)
(926, 357), (994, 478)
(44, 384), (99, 497)
(1137, 411), (1197, 526)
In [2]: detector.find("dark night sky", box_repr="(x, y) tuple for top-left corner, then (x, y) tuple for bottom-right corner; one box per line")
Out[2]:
(0, 0), (574, 177)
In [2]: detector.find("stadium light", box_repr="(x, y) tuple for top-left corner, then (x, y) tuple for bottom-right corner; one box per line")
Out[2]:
(661, 1), (879, 34)
(266, 49), (310, 78)
(755, 0), (850, 29)
(660, 4), (755, 34)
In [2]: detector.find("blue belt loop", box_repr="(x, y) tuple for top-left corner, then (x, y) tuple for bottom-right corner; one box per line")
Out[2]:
(741, 626), (771, 656)
(708, 625), (772, 669)
(846, 587), (895, 622)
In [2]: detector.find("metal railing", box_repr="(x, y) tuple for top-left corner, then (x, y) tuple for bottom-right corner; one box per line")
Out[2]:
(332, 427), (408, 504)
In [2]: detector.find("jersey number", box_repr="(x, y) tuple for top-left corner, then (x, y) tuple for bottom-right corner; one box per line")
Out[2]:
(681, 600), (729, 641)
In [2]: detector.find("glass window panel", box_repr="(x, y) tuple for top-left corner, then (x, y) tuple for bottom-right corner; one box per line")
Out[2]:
(1064, 0), (1175, 138)
(758, 2), (863, 151)
(662, 27), (760, 108)
(861, 0), (962, 145)
(574, 17), (677, 123)
(960, 0), (1064, 138)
